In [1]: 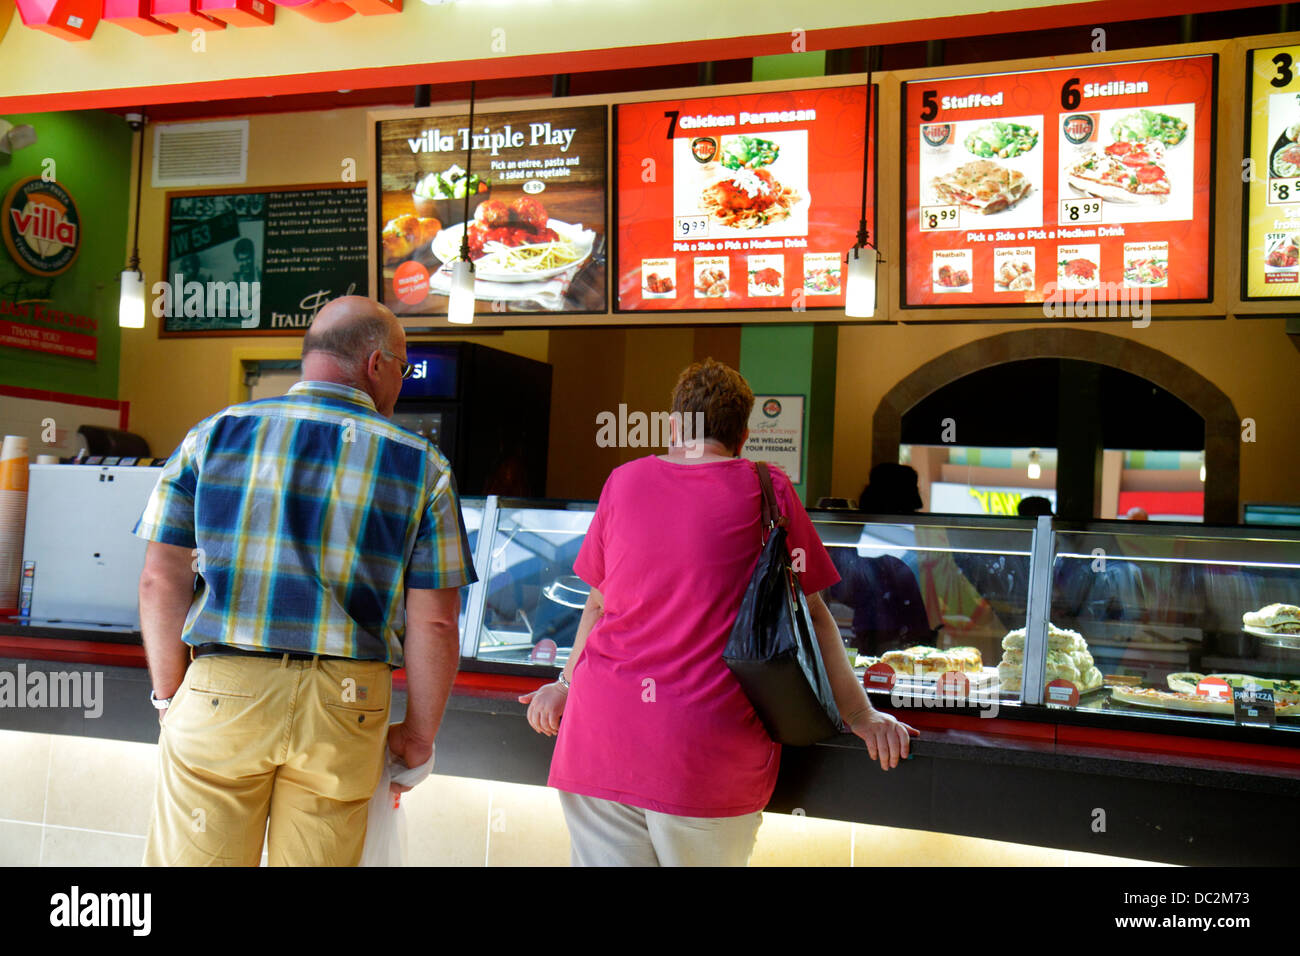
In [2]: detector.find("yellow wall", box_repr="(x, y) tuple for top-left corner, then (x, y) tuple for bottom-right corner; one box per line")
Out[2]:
(830, 318), (1300, 511)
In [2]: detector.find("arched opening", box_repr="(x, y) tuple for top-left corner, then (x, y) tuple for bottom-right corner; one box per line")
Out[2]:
(871, 329), (1240, 523)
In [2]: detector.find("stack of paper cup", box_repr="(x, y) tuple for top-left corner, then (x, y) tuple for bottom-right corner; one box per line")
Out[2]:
(0, 435), (29, 613)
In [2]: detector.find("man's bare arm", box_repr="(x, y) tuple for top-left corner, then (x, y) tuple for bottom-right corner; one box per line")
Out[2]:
(400, 586), (462, 747)
(138, 540), (197, 704)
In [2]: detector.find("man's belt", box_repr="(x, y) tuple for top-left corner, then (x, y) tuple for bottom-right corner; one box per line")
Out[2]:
(193, 644), (350, 663)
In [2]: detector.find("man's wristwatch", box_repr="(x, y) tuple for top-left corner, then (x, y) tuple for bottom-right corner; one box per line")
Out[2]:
(150, 689), (173, 710)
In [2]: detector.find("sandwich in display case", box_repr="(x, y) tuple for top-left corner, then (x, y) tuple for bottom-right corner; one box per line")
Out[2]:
(456, 498), (1300, 745)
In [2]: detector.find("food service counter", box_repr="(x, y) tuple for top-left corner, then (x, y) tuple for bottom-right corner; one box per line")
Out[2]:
(4, 501), (1300, 864)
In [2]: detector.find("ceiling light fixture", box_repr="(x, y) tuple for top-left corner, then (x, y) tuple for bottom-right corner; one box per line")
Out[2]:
(119, 112), (147, 330)
(844, 49), (878, 318)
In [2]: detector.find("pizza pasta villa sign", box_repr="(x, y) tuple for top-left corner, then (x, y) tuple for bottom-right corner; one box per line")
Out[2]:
(2, 176), (81, 278)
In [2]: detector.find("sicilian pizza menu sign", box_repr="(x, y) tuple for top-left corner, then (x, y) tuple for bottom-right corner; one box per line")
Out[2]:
(903, 55), (1215, 307)
(616, 86), (872, 311)
(1244, 44), (1300, 299)
(376, 105), (607, 317)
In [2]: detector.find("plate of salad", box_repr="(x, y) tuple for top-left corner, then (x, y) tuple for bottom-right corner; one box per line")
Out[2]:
(1111, 109), (1189, 148)
(720, 136), (781, 170)
(964, 121), (1039, 159)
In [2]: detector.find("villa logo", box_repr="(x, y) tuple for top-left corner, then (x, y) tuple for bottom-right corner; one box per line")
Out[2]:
(2, 177), (81, 278)
(1062, 113), (1096, 145)
(761, 398), (782, 418)
(921, 123), (952, 148)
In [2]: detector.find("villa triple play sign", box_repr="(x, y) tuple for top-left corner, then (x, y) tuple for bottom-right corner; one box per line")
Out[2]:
(14, 0), (400, 41)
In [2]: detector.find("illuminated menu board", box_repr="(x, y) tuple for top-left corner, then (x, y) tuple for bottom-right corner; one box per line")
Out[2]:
(375, 105), (608, 318)
(616, 86), (872, 311)
(902, 55), (1215, 308)
(1244, 44), (1300, 300)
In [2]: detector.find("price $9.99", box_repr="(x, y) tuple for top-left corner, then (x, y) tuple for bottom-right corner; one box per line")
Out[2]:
(675, 216), (709, 239)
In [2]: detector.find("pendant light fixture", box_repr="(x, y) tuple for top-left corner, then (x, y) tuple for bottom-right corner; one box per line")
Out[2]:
(1027, 448), (1042, 481)
(447, 81), (477, 325)
(844, 51), (877, 318)
(119, 112), (146, 329)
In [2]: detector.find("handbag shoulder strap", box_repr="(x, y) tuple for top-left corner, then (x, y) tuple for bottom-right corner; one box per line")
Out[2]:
(754, 461), (789, 534)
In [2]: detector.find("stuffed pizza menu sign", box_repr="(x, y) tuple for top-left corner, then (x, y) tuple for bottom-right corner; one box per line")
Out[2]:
(615, 85), (872, 312)
(375, 104), (608, 317)
(902, 54), (1215, 307)
(0, 175), (96, 360)
(1244, 43), (1300, 299)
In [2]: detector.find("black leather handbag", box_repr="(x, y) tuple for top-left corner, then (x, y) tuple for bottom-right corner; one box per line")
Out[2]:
(723, 462), (842, 746)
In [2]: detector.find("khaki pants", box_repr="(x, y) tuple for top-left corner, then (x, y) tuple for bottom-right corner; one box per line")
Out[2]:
(558, 791), (763, 866)
(144, 653), (392, 867)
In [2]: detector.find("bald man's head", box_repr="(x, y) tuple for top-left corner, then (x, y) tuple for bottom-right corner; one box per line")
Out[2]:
(300, 297), (408, 415)
(302, 297), (401, 376)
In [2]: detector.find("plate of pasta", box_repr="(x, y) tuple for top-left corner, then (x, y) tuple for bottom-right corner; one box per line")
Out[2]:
(431, 197), (597, 282)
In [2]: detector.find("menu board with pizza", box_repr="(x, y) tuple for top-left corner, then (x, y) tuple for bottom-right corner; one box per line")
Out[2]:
(1244, 43), (1300, 300)
(902, 55), (1215, 308)
(615, 86), (872, 312)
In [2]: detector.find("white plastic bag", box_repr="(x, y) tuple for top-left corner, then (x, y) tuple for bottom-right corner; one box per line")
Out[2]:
(359, 741), (435, 867)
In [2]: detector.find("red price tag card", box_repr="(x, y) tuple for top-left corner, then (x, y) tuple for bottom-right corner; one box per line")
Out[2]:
(1197, 676), (1231, 699)
(530, 638), (558, 664)
(864, 661), (896, 691)
(935, 671), (970, 701)
(615, 86), (874, 312)
(1045, 678), (1080, 707)
(902, 54), (1215, 308)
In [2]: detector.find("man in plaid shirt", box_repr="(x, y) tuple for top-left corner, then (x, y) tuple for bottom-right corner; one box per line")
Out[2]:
(135, 296), (476, 866)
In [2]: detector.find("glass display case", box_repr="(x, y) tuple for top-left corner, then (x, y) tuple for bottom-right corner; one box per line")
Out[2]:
(1040, 521), (1300, 735)
(811, 511), (1036, 711)
(460, 498), (595, 670)
(455, 497), (1300, 742)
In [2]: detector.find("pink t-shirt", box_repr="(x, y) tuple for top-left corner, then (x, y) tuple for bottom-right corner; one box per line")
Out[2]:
(547, 455), (839, 817)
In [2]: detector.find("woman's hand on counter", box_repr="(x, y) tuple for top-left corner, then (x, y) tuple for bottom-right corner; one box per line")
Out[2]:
(846, 708), (919, 771)
(519, 682), (568, 736)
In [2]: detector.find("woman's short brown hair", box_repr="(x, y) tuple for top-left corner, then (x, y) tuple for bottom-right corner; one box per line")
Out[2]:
(670, 358), (754, 452)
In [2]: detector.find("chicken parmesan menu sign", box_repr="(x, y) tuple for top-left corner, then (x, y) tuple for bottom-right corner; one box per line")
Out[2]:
(902, 55), (1215, 308)
(375, 105), (607, 317)
(1244, 44), (1300, 300)
(615, 86), (872, 311)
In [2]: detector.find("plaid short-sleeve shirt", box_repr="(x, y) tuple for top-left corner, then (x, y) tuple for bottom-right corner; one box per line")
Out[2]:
(134, 381), (476, 665)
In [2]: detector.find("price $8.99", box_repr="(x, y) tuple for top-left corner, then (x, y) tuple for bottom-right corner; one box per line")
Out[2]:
(920, 205), (960, 231)
(1059, 198), (1102, 224)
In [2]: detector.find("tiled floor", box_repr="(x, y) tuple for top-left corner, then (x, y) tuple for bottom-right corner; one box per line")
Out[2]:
(0, 728), (1170, 866)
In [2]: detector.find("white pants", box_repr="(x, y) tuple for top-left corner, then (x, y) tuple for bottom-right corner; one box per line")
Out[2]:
(558, 791), (763, 867)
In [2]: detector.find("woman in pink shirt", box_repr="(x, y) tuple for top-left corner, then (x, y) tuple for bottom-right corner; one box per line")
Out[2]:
(521, 359), (917, 866)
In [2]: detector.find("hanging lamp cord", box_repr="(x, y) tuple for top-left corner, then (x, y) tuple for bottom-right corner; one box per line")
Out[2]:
(856, 51), (873, 251)
(129, 113), (145, 275)
(458, 80), (476, 263)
